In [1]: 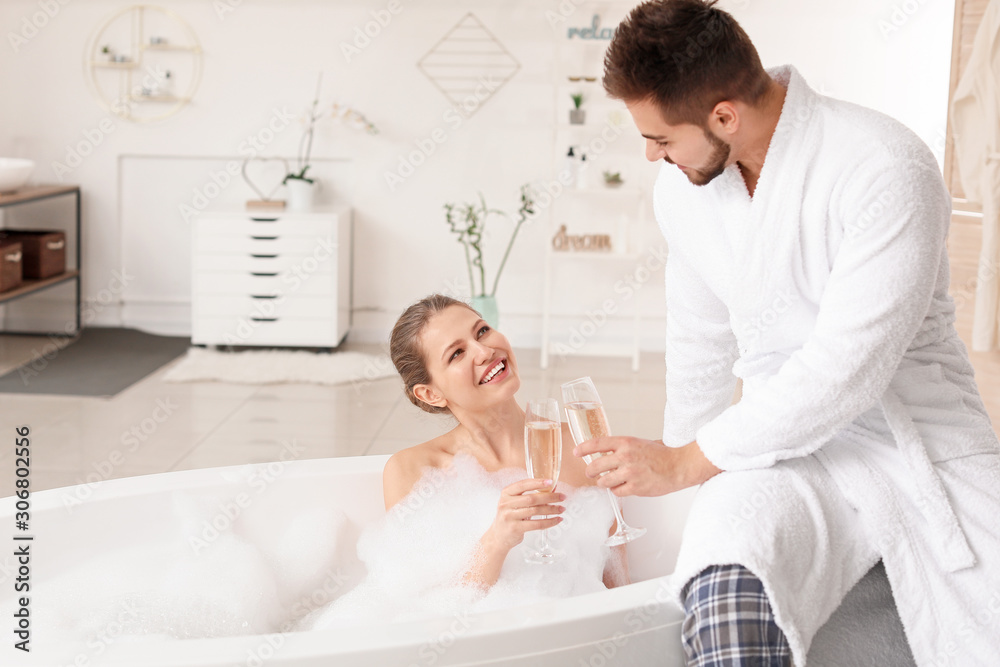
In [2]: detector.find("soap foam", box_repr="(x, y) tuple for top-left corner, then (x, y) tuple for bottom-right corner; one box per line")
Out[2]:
(300, 453), (613, 630)
(24, 485), (351, 646)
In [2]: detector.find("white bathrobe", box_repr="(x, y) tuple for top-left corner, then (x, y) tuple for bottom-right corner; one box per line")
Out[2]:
(656, 65), (1000, 666)
(951, 0), (1000, 352)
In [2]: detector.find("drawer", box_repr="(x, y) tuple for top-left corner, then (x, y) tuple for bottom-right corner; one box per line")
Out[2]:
(194, 252), (334, 275)
(193, 271), (335, 296)
(193, 294), (334, 319)
(196, 218), (334, 238)
(195, 233), (337, 256)
(192, 316), (338, 347)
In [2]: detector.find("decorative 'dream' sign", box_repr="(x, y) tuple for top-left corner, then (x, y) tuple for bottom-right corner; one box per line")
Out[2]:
(552, 224), (612, 252)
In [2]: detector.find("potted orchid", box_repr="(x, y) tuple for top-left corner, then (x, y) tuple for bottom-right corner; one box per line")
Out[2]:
(284, 74), (378, 211)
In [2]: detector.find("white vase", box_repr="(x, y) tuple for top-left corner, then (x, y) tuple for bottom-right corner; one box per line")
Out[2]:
(286, 178), (316, 212)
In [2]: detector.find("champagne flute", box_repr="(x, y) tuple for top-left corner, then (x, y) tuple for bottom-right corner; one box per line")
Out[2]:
(524, 398), (565, 564)
(561, 377), (647, 546)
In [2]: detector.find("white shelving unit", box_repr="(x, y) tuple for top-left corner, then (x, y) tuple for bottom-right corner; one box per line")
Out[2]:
(540, 41), (650, 371)
(191, 208), (352, 349)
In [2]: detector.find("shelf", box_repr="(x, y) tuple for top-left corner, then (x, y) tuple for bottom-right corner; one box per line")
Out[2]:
(128, 94), (190, 104)
(558, 186), (642, 196)
(548, 250), (639, 260)
(141, 44), (201, 52)
(0, 270), (79, 305)
(90, 61), (138, 69)
(0, 185), (79, 208)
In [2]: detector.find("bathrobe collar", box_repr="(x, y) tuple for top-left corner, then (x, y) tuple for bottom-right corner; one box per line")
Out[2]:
(717, 65), (816, 369)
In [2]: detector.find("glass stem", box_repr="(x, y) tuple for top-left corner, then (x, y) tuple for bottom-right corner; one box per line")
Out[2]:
(605, 489), (627, 534)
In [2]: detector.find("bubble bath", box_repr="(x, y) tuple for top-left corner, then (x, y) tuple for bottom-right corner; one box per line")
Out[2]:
(300, 454), (615, 630)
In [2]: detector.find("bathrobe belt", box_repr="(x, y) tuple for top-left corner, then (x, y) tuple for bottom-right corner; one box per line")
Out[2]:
(878, 388), (977, 573)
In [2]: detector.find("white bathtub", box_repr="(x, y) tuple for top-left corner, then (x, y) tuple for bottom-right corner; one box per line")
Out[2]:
(0, 455), (911, 666)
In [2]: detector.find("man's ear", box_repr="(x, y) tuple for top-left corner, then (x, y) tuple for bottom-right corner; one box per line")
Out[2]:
(710, 101), (740, 135)
(413, 383), (447, 410)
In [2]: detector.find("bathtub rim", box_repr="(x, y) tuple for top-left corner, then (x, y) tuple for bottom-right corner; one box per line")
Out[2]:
(2, 454), (686, 666)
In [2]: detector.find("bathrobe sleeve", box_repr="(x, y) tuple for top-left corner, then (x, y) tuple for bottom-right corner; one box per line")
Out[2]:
(655, 180), (740, 447)
(695, 154), (952, 470)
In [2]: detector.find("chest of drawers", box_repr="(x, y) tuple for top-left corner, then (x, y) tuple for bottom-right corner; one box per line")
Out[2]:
(191, 209), (352, 348)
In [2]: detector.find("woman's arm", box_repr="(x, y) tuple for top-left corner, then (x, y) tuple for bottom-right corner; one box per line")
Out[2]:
(463, 478), (565, 590)
(382, 449), (421, 510)
(603, 536), (631, 588)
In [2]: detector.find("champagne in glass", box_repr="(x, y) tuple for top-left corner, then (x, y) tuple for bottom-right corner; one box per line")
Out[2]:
(524, 398), (565, 564)
(525, 420), (562, 490)
(564, 401), (611, 465)
(561, 377), (646, 547)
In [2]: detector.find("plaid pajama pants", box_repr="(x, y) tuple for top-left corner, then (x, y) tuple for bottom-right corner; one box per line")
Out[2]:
(681, 564), (793, 667)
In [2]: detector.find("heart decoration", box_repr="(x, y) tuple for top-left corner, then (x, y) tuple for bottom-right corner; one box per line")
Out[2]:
(241, 157), (291, 201)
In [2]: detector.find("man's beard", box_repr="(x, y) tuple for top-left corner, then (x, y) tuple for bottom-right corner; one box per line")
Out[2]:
(680, 130), (730, 186)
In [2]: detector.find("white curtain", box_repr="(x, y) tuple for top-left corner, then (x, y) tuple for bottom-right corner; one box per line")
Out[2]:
(952, 0), (1000, 351)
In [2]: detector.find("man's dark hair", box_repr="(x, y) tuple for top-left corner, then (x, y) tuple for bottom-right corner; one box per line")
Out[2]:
(603, 0), (771, 125)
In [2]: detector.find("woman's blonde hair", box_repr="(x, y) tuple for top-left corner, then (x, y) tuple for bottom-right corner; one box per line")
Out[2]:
(389, 294), (479, 414)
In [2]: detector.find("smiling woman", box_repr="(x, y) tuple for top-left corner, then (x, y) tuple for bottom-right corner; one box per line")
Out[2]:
(296, 295), (630, 629)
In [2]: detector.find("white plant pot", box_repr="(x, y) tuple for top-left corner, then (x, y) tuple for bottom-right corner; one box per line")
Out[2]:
(285, 178), (316, 212)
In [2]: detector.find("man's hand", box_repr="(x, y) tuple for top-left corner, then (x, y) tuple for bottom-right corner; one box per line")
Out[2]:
(573, 437), (722, 497)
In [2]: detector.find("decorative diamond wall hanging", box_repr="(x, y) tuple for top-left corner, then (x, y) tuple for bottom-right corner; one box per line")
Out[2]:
(417, 13), (520, 115)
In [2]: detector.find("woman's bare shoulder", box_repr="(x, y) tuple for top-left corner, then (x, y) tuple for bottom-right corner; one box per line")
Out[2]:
(382, 435), (454, 509)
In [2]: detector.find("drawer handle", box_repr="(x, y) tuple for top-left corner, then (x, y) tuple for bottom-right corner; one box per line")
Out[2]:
(47, 240), (65, 250)
(250, 235), (279, 240)
(250, 317), (279, 322)
(250, 254), (279, 258)
(250, 272), (278, 277)
(250, 294), (278, 299)
(4, 251), (21, 262)
(250, 217), (279, 222)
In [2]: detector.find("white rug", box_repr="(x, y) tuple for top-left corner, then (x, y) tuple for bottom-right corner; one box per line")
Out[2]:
(162, 347), (397, 386)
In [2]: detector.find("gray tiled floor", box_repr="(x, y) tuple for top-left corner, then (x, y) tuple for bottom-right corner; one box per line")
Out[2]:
(0, 337), (667, 498)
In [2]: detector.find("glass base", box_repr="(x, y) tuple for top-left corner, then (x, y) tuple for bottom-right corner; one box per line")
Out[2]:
(605, 524), (646, 547)
(525, 547), (565, 564)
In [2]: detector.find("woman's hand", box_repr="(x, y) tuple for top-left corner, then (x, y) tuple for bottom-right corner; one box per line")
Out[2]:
(483, 478), (566, 554)
(463, 478), (565, 591)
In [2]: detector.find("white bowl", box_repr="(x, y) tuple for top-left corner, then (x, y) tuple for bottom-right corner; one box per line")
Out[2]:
(0, 158), (35, 193)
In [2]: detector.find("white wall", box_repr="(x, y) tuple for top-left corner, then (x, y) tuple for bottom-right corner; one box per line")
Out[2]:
(0, 0), (955, 350)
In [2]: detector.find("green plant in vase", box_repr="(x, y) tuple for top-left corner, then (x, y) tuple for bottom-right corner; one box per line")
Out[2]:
(444, 185), (536, 327)
(569, 93), (586, 124)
